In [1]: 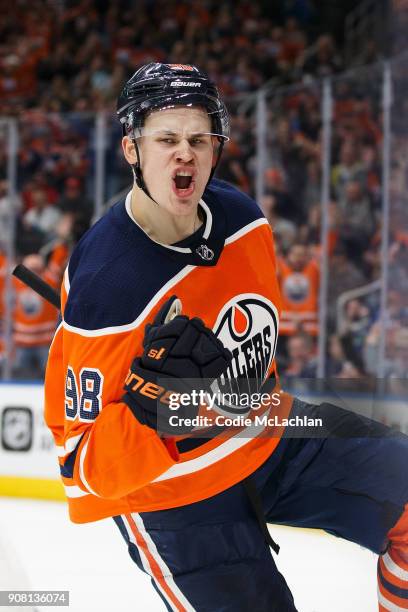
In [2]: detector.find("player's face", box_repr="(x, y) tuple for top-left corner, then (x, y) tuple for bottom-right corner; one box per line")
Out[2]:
(137, 107), (215, 216)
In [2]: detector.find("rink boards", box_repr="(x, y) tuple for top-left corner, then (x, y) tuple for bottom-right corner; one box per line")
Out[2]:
(0, 382), (407, 501)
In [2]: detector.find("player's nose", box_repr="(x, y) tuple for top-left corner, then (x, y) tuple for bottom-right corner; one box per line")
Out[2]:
(175, 139), (194, 162)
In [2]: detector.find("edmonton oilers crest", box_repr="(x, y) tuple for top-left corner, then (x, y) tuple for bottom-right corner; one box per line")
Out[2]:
(211, 294), (279, 415)
(283, 272), (310, 303)
(19, 289), (43, 317)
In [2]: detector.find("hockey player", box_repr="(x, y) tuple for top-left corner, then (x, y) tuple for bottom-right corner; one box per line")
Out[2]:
(45, 63), (408, 611)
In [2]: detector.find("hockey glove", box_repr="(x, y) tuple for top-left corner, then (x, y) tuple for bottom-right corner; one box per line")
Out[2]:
(123, 296), (232, 435)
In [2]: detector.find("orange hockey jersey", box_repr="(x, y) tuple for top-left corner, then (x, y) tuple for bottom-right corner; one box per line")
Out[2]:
(278, 257), (319, 336)
(13, 270), (59, 347)
(44, 180), (293, 523)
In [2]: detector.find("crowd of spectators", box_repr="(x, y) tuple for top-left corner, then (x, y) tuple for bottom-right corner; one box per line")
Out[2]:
(258, 62), (408, 390)
(0, 0), (407, 391)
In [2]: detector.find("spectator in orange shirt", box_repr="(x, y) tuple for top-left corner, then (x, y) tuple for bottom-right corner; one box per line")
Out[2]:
(12, 254), (59, 380)
(278, 243), (320, 336)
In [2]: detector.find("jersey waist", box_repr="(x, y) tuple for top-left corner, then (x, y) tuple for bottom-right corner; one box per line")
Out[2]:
(64, 393), (293, 522)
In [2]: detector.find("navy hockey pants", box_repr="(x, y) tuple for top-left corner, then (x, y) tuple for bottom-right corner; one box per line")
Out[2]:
(114, 398), (408, 611)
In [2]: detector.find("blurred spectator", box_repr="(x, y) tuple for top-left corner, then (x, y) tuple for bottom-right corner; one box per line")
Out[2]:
(12, 254), (59, 380)
(338, 180), (376, 263)
(352, 39), (382, 67)
(388, 328), (408, 395)
(302, 159), (321, 211)
(298, 201), (340, 257)
(327, 245), (366, 325)
(331, 140), (366, 202)
(327, 333), (346, 376)
(363, 290), (408, 377)
(15, 215), (46, 258)
(0, 179), (22, 246)
(280, 17), (306, 68)
(300, 34), (343, 79)
(361, 144), (381, 207)
(23, 188), (61, 239)
(41, 212), (78, 280)
(282, 332), (317, 377)
(261, 194), (297, 252)
(264, 166), (301, 222)
(340, 299), (372, 358)
(339, 299), (372, 375)
(278, 243), (319, 336)
(57, 177), (93, 227)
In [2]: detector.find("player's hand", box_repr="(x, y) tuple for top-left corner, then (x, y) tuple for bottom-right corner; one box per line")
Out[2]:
(122, 296), (232, 434)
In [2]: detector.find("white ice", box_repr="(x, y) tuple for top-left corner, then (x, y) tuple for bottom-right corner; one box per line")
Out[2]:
(0, 497), (378, 611)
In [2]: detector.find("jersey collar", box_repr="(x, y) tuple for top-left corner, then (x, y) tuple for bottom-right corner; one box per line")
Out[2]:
(124, 190), (225, 266)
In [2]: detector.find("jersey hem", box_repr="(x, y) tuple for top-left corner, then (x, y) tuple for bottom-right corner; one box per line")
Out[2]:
(67, 436), (283, 523)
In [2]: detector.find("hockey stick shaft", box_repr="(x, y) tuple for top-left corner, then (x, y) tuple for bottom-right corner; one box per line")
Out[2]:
(12, 264), (61, 310)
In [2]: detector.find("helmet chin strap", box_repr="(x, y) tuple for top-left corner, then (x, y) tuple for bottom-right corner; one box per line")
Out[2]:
(131, 136), (158, 205)
(130, 134), (225, 206)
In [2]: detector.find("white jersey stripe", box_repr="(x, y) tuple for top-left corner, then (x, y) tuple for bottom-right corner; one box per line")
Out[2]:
(62, 264), (195, 337)
(225, 217), (268, 245)
(78, 435), (100, 497)
(57, 433), (82, 458)
(64, 433), (83, 454)
(64, 485), (90, 498)
(382, 551), (408, 582)
(153, 417), (267, 482)
(63, 266), (70, 295)
(377, 585), (407, 611)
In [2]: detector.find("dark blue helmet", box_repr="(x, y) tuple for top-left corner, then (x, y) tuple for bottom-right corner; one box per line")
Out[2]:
(117, 62), (230, 140)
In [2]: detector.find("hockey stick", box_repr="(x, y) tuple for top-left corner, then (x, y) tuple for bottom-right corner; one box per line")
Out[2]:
(12, 264), (60, 310)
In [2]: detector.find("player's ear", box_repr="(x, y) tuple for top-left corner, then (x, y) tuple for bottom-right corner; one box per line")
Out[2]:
(122, 136), (137, 165)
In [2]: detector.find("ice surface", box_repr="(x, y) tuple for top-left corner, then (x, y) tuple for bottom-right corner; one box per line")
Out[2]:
(0, 498), (378, 611)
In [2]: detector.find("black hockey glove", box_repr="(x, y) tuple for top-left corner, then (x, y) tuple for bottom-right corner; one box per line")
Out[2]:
(123, 296), (232, 435)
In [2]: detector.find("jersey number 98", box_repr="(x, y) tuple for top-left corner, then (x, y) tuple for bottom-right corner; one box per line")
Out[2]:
(65, 367), (104, 422)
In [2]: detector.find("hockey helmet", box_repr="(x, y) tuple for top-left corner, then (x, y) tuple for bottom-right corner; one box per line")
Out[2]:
(117, 62), (230, 141)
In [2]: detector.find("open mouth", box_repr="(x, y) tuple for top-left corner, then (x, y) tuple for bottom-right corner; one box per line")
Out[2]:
(173, 170), (194, 190)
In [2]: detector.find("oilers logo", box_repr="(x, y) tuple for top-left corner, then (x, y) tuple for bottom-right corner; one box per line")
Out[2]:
(211, 294), (279, 415)
(18, 289), (43, 317)
(283, 273), (310, 303)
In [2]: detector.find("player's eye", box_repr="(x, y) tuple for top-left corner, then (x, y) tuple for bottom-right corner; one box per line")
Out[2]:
(159, 138), (177, 144)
